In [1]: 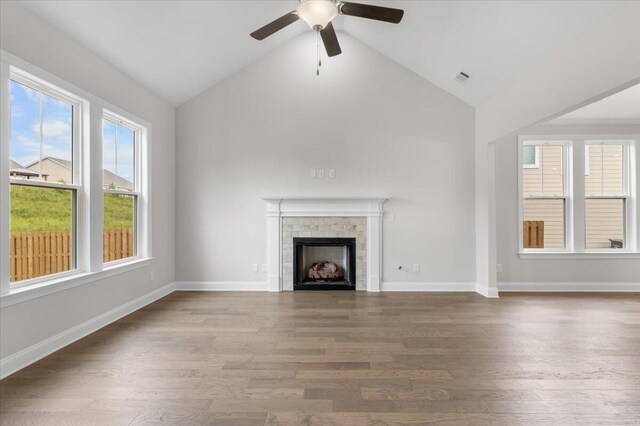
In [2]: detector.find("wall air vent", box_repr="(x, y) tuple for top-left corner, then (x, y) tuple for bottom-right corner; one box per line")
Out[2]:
(455, 72), (471, 83)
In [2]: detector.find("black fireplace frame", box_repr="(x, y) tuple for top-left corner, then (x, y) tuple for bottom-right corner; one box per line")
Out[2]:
(293, 237), (356, 291)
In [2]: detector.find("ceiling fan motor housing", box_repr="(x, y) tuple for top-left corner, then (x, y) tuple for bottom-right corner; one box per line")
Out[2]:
(297, 0), (338, 30)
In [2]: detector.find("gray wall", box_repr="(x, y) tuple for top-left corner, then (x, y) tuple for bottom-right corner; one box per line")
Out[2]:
(176, 32), (476, 287)
(495, 122), (640, 283)
(0, 2), (176, 358)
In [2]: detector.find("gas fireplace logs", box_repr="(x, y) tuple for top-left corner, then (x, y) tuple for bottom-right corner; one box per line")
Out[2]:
(308, 261), (342, 279)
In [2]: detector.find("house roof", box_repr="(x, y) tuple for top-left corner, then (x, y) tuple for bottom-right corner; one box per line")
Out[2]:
(10, 159), (43, 177)
(26, 156), (71, 170)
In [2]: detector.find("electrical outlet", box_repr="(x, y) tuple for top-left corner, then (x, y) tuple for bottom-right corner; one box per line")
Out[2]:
(149, 270), (154, 281)
(318, 168), (325, 178)
(412, 264), (420, 273)
(496, 264), (503, 273)
(261, 264), (267, 273)
(329, 169), (335, 178)
(251, 264), (259, 273)
(309, 168), (316, 178)
(388, 213), (395, 223)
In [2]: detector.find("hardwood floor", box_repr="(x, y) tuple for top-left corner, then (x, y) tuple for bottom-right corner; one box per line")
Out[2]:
(1, 291), (639, 425)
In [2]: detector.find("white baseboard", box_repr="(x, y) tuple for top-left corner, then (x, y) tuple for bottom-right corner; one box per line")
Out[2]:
(499, 282), (640, 292)
(0, 282), (175, 379)
(176, 281), (269, 291)
(380, 282), (476, 292)
(476, 285), (500, 298)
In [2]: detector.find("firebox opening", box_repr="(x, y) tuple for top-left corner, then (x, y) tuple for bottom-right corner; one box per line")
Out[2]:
(293, 237), (356, 291)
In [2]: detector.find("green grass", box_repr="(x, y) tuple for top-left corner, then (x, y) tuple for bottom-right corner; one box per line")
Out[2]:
(10, 185), (133, 233)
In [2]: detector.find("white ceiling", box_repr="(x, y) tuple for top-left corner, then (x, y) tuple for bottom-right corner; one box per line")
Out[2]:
(19, 0), (627, 107)
(553, 83), (640, 123)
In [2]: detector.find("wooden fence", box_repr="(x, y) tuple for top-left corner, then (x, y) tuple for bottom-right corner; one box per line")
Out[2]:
(9, 228), (134, 282)
(523, 220), (544, 248)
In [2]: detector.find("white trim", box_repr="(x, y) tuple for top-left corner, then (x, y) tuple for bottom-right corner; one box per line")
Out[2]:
(518, 251), (640, 259)
(176, 281), (269, 291)
(0, 258), (153, 308)
(476, 286), (500, 298)
(499, 282), (640, 292)
(0, 62), (10, 296)
(175, 281), (487, 293)
(9, 178), (79, 190)
(0, 281), (175, 379)
(262, 197), (388, 292)
(381, 282), (477, 292)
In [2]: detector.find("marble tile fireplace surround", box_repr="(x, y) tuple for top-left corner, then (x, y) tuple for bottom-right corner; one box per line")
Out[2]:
(263, 198), (387, 292)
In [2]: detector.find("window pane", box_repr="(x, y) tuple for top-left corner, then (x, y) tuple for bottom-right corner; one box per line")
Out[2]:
(103, 120), (135, 191)
(585, 198), (625, 249)
(103, 193), (136, 262)
(42, 95), (73, 184)
(522, 145), (564, 197)
(523, 198), (565, 249)
(523, 146), (536, 166)
(9, 80), (73, 183)
(9, 80), (40, 177)
(9, 185), (74, 282)
(585, 144), (624, 196)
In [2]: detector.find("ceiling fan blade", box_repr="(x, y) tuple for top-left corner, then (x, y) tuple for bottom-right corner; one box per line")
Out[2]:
(250, 11), (299, 40)
(338, 2), (404, 24)
(320, 22), (342, 57)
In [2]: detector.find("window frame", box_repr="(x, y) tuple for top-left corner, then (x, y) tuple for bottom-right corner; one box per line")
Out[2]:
(0, 50), (152, 304)
(7, 69), (84, 289)
(518, 134), (639, 258)
(584, 140), (631, 252)
(518, 138), (572, 253)
(102, 111), (143, 266)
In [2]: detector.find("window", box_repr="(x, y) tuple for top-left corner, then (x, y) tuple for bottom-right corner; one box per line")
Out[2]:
(519, 136), (637, 255)
(1, 58), (150, 301)
(584, 142), (627, 249)
(8, 75), (80, 285)
(521, 142), (567, 249)
(102, 115), (140, 263)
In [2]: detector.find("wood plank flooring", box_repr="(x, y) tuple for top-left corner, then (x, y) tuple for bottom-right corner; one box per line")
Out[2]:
(1, 291), (639, 425)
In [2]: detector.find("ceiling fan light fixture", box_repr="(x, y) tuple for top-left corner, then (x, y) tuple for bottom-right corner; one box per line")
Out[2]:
(297, 0), (338, 30)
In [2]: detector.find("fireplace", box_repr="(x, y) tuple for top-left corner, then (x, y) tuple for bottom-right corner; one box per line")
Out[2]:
(293, 237), (356, 291)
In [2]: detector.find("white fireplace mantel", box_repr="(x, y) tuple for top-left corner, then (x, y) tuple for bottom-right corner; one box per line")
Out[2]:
(263, 197), (388, 292)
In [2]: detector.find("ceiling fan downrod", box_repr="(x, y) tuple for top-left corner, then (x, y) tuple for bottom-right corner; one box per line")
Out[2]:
(316, 26), (322, 76)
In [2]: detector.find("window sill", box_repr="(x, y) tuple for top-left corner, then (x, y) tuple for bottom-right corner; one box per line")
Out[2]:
(0, 258), (153, 308)
(518, 251), (640, 259)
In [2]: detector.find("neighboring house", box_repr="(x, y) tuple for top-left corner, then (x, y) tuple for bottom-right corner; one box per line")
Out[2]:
(26, 157), (71, 183)
(25, 156), (133, 189)
(9, 159), (47, 180)
(523, 145), (624, 249)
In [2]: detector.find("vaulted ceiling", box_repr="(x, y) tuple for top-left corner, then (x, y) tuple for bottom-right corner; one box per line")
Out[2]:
(19, 0), (627, 107)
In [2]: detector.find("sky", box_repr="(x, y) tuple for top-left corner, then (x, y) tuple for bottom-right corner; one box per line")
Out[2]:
(10, 79), (134, 183)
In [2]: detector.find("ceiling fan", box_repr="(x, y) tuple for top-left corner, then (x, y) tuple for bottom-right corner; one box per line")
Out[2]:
(250, 0), (404, 59)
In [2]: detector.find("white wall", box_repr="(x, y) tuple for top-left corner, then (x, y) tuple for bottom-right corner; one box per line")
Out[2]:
(476, 2), (640, 145)
(495, 122), (640, 284)
(176, 33), (476, 288)
(474, 2), (640, 294)
(0, 2), (176, 359)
